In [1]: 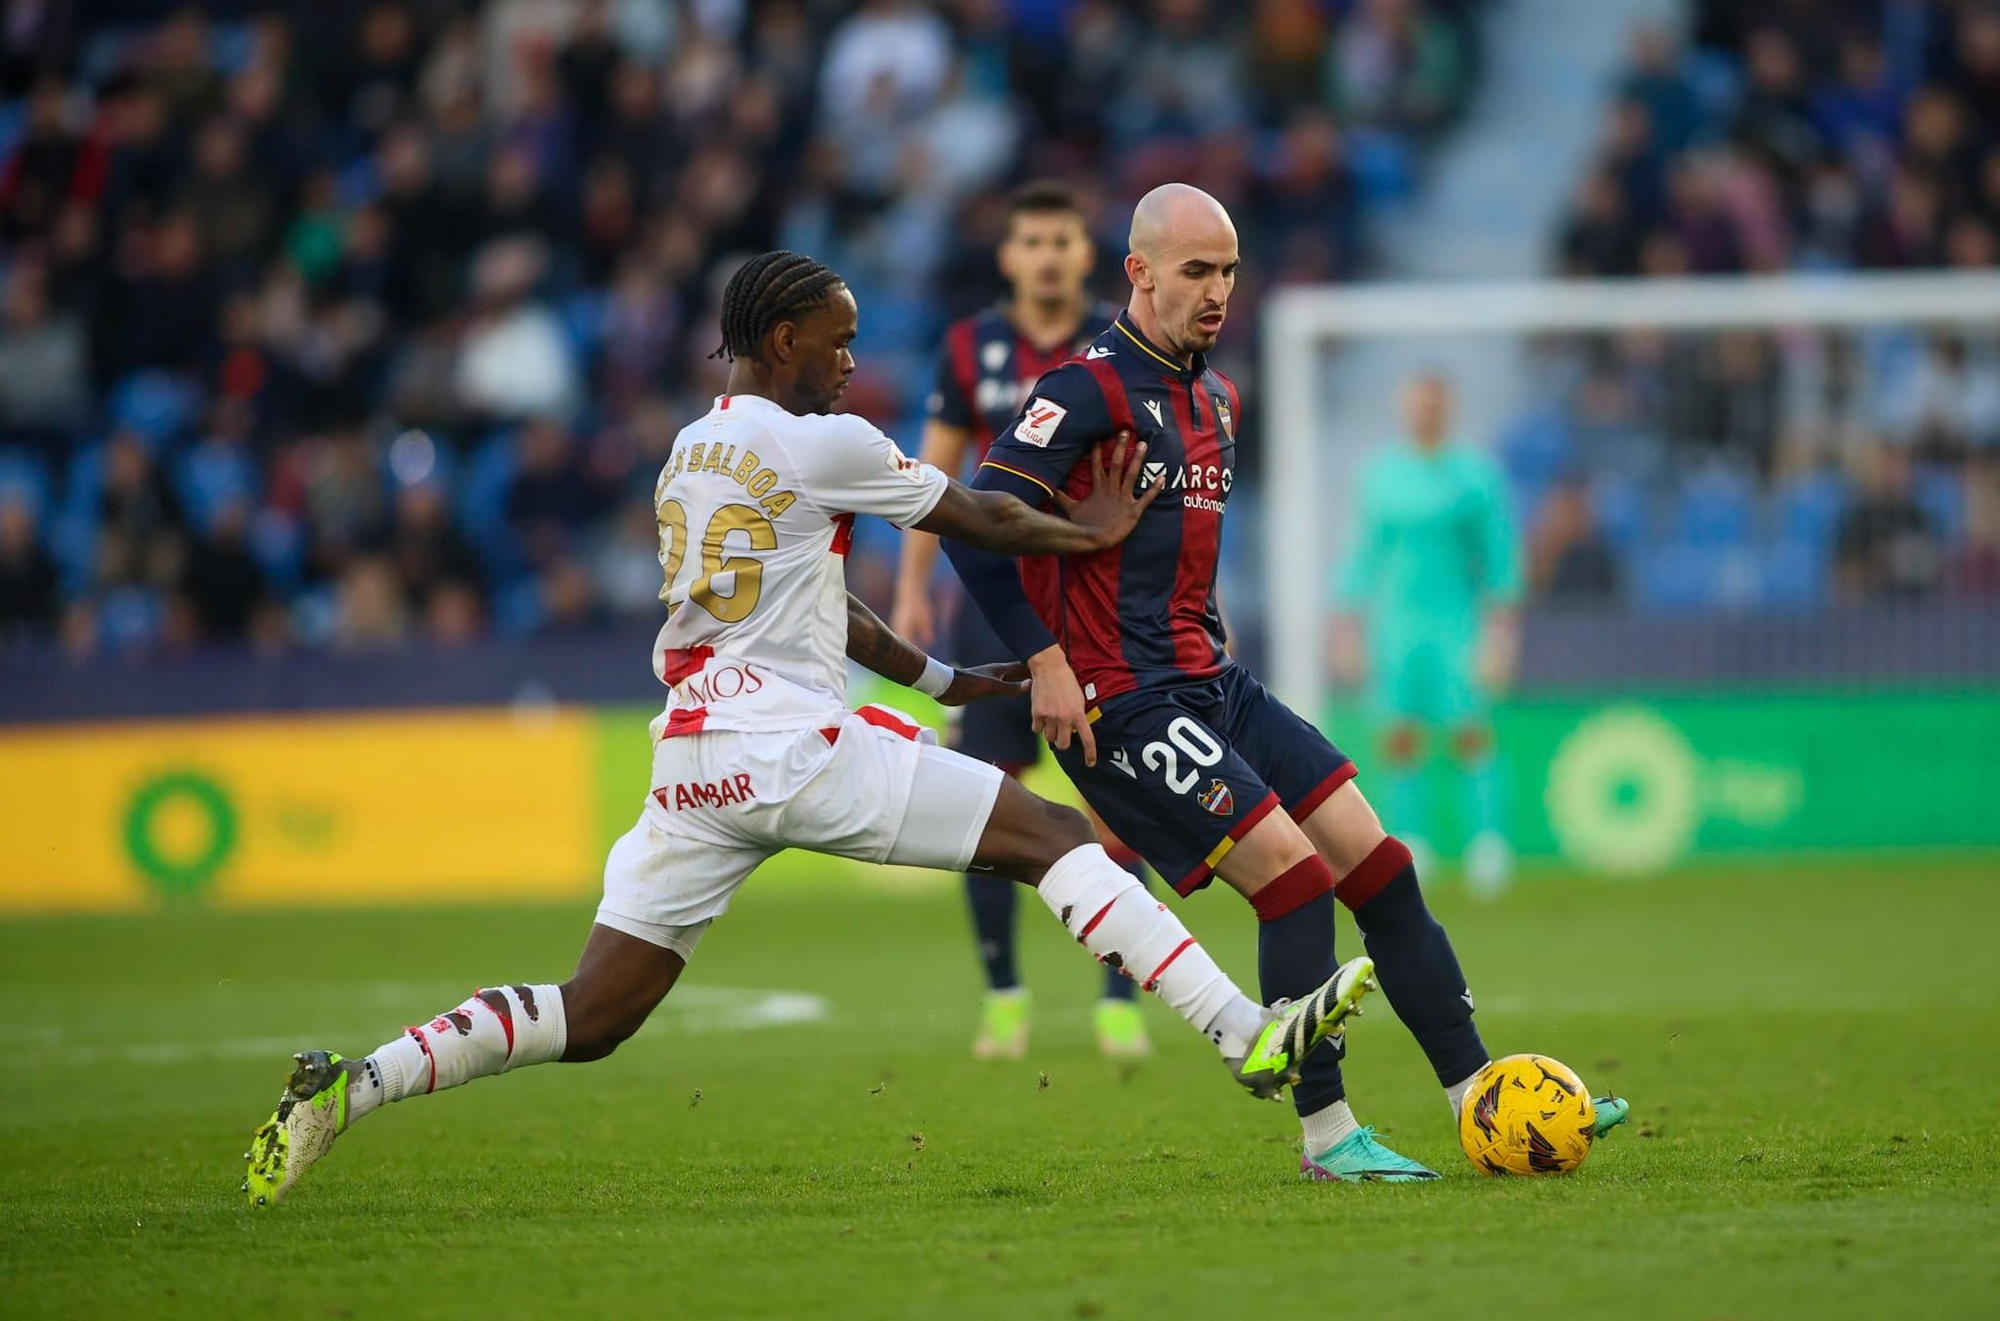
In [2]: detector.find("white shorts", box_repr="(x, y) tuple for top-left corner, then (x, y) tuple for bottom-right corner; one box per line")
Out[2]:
(596, 705), (1005, 957)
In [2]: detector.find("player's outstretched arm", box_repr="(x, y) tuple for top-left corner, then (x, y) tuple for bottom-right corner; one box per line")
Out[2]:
(914, 434), (1162, 556)
(845, 592), (1029, 706)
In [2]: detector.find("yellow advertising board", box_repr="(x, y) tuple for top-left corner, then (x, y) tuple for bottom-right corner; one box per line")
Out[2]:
(0, 709), (598, 914)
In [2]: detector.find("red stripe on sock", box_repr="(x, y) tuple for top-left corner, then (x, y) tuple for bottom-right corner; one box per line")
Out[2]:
(1142, 938), (1196, 991)
(1252, 855), (1337, 922)
(475, 989), (515, 1061)
(1078, 898), (1118, 941)
(1337, 836), (1414, 912)
(407, 1027), (438, 1094)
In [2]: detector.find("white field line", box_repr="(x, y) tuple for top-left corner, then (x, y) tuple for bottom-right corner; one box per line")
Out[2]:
(25, 984), (828, 1067)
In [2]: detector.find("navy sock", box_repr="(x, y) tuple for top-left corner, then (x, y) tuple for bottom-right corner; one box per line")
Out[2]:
(1342, 839), (1488, 1087)
(965, 873), (1019, 991)
(1255, 865), (1344, 1116)
(1099, 856), (1147, 1002)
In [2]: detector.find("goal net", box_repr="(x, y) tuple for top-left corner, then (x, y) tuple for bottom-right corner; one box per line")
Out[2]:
(1258, 272), (2000, 873)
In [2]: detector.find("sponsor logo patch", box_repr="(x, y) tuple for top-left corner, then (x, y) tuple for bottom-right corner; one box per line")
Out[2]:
(1015, 397), (1068, 448)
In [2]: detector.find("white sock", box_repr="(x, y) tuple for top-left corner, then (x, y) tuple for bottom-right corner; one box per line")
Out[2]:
(349, 984), (568, 1123)
(1037, 844), (1263, 1058)
(1445, 1064), (1487, 1120)
(1301, 1098), (1360, 1156)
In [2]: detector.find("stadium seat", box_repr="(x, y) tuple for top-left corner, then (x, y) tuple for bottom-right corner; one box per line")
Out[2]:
(1672, 466), (1756, 547)
(1771, 471), (1848, 549)
(1589, 472), (1647, 552)
(1757, 533), (1831, 610)
(174, 443), (261, 533)
(106, 371), (201, 447)
(1913, 466), (1965, 539)
(0, 448), (51, 521)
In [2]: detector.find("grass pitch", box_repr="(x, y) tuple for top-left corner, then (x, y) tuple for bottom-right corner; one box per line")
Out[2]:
(6, 856), (1999, 1319)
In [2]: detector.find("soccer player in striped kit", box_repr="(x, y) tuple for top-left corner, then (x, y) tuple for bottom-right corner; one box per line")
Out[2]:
(946, 185), (1626, 1180)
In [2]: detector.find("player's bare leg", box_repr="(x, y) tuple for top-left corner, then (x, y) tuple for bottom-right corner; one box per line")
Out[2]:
(972, 776), (1366, 1099)
(1209, 805), (1436, 1181)
(245, 924), (686, 1206)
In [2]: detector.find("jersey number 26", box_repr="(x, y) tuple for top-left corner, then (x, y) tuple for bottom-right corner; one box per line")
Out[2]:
(657, 500), (776, 623)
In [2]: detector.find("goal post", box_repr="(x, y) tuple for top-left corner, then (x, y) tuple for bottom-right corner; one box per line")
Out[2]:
(1259, 270), (2000, 721)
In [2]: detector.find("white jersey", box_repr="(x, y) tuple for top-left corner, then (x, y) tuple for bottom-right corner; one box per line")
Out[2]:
(647, 393), (949, 740)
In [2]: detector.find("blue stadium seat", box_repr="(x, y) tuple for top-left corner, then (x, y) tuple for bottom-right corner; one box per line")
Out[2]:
(1589, 472), (1646, 552)
(1498, 405), (1574, 491)
(107, 371), (201, 446)
(561, 291), (610, 366)
(458, 430), (519, 539)
(0, 448), (51, 521)
(248, 508), (306, 593)
(174, 442), (261, 533)
(1913, 466), (1964, 539)
(1673, 466), (1756, 547)
(1757, 533), (1831, 610)
(1346, 129), (1414, 203)
(493, 579), (546, 637)
(1771, 470), (1848, 548)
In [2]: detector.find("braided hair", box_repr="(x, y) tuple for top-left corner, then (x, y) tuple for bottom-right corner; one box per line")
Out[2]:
(711, 251), (847, 364)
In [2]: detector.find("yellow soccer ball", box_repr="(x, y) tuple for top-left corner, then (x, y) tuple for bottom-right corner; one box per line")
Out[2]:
(1458, 1053), (1598, 1176)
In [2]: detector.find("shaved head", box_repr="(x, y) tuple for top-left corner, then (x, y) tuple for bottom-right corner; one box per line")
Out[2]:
(1127, 182), (1235, 259)
(1123, 183), (1240, 362)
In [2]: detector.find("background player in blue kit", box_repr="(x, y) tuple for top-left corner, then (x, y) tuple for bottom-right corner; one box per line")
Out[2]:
(1331, 371), (1524, 896)
(944, 184), (1625, 1181)
(891, 182), (1153, 1060)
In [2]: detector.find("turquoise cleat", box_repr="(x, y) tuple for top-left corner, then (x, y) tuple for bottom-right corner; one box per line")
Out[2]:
(1590, 1094), (1630, 1138)
(1301, 1127), (1442, 1183)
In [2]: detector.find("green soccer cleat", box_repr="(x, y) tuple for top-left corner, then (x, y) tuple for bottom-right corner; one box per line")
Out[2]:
(1301, 1127), (1442, 1182)
(1228, 956), (1375, 1101)
(1093, 999), (1152, 1058)
(972, 989), (1031, 1060)
(244, 1050), (356, 1207)
(1590, 1094), (1630, 1138)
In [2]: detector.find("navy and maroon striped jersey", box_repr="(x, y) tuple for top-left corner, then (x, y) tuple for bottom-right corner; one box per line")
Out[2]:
(927, 301), (1123, 462)
(971, 311), (1240, 706)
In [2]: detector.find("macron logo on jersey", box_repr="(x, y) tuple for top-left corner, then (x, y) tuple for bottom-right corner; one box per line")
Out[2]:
(1016, 397), (1068, 448)
(1143, 400), (1164, 427)
(1084, 345), (1115, 359)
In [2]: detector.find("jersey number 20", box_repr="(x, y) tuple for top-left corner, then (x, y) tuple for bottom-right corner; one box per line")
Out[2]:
(657, 501), (776, 622)
(1143, 717), (1225, 795)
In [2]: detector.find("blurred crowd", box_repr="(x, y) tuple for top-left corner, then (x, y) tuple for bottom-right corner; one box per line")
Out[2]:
(1524, 0), (2000, 613)
(0, 0), (1488, 658)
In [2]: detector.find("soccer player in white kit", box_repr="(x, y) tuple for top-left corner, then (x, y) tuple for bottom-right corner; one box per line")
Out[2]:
(243, 253), (1375, 1206)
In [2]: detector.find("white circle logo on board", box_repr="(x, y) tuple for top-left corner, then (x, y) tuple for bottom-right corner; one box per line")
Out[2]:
(1544, 707), (1700, 876)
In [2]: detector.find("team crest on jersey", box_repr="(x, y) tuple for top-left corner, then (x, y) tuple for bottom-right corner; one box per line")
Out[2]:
(1197, 779), (1235, 816)
(1015, 397), (1067, 448)
(1213, 394), (1234, 439)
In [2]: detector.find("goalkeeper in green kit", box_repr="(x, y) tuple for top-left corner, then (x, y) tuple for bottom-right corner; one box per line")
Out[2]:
(1331, 372), (1523, 896)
